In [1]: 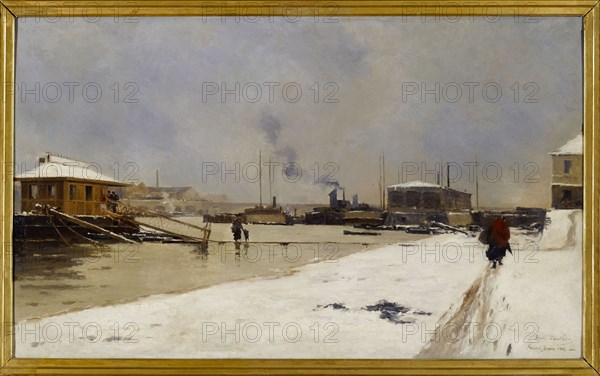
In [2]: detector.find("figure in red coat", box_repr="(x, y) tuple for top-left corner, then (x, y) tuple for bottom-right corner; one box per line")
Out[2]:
(484, 216), (513, 269)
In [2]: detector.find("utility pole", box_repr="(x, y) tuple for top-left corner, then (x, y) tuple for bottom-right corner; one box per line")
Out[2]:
(378, 154), (383, 208)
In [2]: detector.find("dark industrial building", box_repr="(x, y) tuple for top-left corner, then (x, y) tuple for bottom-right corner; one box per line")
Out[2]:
(387, 181), (472, 212)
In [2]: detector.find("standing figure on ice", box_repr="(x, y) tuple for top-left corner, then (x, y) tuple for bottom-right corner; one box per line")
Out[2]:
(231, 217), (244, 243)
(482, 216), (513, 269)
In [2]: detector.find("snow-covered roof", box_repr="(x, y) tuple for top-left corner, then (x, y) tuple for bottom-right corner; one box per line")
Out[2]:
(387, 181), (442, 190)
(15, 161), (129, 186)
(550, 134), (583, 155)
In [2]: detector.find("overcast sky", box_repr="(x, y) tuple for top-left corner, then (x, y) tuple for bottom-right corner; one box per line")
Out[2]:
(15, 16), (582, 208)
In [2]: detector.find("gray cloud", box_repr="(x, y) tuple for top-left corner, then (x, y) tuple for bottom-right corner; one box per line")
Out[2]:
(15, 17), (582, 208)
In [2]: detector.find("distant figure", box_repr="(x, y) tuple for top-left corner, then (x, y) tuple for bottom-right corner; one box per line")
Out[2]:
(243, 229), (250, 242)
(231, 218), (243, 242)
(108, 191), (120, 212)
(483, 216), (513, 269)
(107, 191), (114, 212)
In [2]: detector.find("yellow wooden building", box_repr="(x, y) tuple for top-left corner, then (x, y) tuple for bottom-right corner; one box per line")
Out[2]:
(15, 154), (130, 216)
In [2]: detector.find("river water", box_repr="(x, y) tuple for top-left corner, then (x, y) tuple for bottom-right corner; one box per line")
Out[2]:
(14, 219), (427, 321)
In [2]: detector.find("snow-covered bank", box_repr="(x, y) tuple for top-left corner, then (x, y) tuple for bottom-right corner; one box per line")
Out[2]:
(16, 232), (485, 358)
(15, 210), (582, 359)
(418, 210), (582, 359)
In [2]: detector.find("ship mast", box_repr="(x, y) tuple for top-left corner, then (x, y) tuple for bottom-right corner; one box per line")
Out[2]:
(269, 154), (272, 202)
(378, 154), (383, 208)
(259, 150), (263, 207)
(378, 150), (386, 210)
(382, 150), (386, 209)
(475, 154), (479, 210)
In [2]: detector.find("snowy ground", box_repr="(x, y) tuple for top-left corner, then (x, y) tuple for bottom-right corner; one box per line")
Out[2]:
(418, 209), (582, 359)
(15, 210), (582, 359)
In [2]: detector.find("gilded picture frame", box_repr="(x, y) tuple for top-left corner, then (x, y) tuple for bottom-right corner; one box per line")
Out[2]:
(0, 0), (599, 374)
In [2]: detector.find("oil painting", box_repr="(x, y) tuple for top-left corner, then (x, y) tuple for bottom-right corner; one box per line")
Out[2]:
(10, 14), (584, 360)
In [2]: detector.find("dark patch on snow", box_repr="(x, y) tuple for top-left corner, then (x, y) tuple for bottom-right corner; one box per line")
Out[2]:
(506, 343), (512, 356)
(379, 310), (415, 324)
(325, 303), (348, 310)
(412, 310), (432, 316)
(363, 300), (412, 324)
(315, 303), (348, 311)
(364, 300), (410, 314)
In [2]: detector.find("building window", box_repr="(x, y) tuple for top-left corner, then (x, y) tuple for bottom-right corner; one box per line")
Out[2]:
(69, 185), (76, 200)
(564, 160), (572, 174)
(406, 191), (420, 207)
(47, 184), (56, 198)
(387, 191), (398, 206)
(28, 185), (39, 199)
(85, 186), (93, 201)
(562, 189), (572, 202)
(423, 192), (440, 209)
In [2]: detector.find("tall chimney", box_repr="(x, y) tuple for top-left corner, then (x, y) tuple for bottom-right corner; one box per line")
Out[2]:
(156, 170), (159, 188)
(446, 164), (450, 188)
(272, 196), (277, 208)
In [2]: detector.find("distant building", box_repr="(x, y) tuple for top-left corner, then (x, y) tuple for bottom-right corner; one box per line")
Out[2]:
(123, 182), (150, 199)
(550, 133), (583, 209)
(15, 153), (130, 216)
(147, 186), (201, 201)
(124, 183), (201, 201)
(387, 181), (472, 212)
